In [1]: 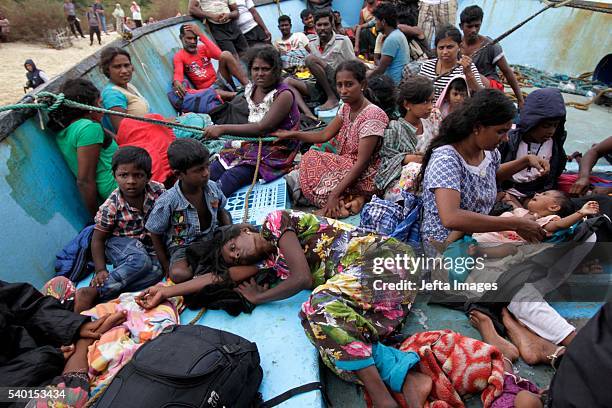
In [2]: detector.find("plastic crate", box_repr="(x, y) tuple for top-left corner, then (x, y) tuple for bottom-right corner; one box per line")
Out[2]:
(225, 177), (289, 226)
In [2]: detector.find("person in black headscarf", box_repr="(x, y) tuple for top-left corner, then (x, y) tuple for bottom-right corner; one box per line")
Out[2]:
(24, 59), (49, 91)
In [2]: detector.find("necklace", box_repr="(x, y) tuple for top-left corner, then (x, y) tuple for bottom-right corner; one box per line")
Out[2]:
(528, 142), (543, 156)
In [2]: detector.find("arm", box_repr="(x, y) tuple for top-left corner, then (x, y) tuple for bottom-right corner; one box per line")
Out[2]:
(397, 24), (425, 40)
(39, 71), (50, 83)
(218, 208), (232, 226)
(226, 3), (239, 21)
(329, 136), (379, 199)
(570, 136), (612, 195)
(496, 155), (549, 182)
(274, 114), (343, 143)
(249, 7), (271, 40)
(108, 107), (127, 133)
(497, 56), (524, 108)
(151, 233), (170, 276)
(136, 273), (221, 309)
(76, 144), (102, 216)
(188, 0), (214, 20)
(90, 229), (110, 286)
(403, 154), (423, 164)
(368, 54), (392, 77)
(354, 25), (362, 54)
(544, 201), (599, 232)
(237, 231), (312, 304)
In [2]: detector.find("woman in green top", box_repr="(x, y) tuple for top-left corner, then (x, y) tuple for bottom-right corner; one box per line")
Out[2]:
(48, 78), (118, 215)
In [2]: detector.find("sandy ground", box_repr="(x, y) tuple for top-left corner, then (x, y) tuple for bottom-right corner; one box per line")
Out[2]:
(0, 35), (116, 106)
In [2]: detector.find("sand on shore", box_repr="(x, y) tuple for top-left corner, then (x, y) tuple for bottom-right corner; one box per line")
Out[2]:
(0, 35), (116, 106)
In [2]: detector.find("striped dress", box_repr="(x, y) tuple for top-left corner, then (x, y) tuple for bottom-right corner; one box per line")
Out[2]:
(419, 58), (483, 103)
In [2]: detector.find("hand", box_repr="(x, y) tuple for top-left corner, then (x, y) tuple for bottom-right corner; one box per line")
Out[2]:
(173, 80), (187, 98)
(135, 285), (168, 310)
(322, 193), (342, 218)
(235, 277), (269, 305)
(569, 177), (590, 196)
(78, 311), (127, 340)
(264, 29), (272, 42)
(525, 155), (550, 177)
(203, 125), (224, 140)
(514, 218), (546, 243)
(578, 201), (599, 216)
(354, 45), (360, 57)
(271, 129), (294, 141)
(183, 23), (201, 36)
(91, 269), (109, 288)
(517, 98), (525, 111)
(458, 55), (473, 72)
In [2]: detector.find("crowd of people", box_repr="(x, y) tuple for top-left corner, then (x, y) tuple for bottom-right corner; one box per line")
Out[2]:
(3, 1), (612, 407)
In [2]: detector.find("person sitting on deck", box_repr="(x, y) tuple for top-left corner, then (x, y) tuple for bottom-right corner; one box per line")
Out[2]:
(172, 23), (249, 103)
(459, 5), (525, 109)
(100, 47), (150, 133)
(367, 3), (411, 85)
(286, 9), (355, 112)
(435, 74), (469, 118)
(48, 78), (118, 216)
(202, 46), (302, 197)
(275, 60), (389, 218)
(300, 8), (316, 36)
(234, 0), (271, 47)
(354, 0), (379, 60)
(499, 88), (567, 201)
(274, 14), (311, 70)
(145, 139), (232, 283)
(188, 0), (249, 58)
(137, 210), (432, 408)
(90, 147), (165, 301)
(332, 10), (354, 43)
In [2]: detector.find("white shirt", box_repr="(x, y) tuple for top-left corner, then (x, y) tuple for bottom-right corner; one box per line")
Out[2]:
(235, 0), (257, 34)
(274, 32), (309, 53)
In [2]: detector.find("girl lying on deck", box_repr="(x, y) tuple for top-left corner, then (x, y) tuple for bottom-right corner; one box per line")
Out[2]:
(137, 209), (433, 408)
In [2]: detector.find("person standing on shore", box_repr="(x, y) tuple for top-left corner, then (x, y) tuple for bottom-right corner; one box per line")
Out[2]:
(93, 0), (109, 35)
(64, 0), (86, 39)
(112, 3), (125, 36)
(131, 2), (142, 28)
(86, 5), (103, 46)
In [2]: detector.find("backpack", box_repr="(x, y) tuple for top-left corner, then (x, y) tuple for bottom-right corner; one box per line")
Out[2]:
(54, 225), (95, 283)
(91, 324), (263, 408)
(167, 87), (223, 114)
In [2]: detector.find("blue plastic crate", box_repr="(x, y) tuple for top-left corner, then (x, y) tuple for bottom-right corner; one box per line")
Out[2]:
(225, 177), (289, 226)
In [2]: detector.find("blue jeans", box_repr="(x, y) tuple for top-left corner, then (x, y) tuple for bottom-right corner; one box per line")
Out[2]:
(209, 160), (255, 197)
(98, 237), (163, 301)
(99, 14), (108, 33)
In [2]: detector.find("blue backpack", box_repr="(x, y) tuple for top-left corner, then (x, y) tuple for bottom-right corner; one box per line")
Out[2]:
(167, 87), (223, 114)
(55, 225), (95, 283)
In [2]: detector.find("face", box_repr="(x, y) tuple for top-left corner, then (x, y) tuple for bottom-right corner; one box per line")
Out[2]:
(108, 54), (133, 86)
(473, 121), (512, 151)
(251, 58), (276, 89)
(181, 30), (198, 53)
(334, 12), (341, 25)
(461, 20), (481, 43)
(279, 20), (291, 36)
(336, 70), (363, 105)
(25, 64), (33, 72)
(221, 229), (263, 269)
(527, 191), (562, 214)
(528, 120), (560, 143)
(436, 37), (460, 63)
(375, 17), (383, 32)
(448, 88), (467, 108)
(315, 16), (333, 42)
(404, 92), (434, 119)
(302, 13), (314, 28)
(114, 163), (149, 199)
(179, 160), (209, 189)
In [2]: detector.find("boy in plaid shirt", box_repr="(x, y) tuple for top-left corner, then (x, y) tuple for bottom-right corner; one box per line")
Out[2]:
(91, 146), (165, 300)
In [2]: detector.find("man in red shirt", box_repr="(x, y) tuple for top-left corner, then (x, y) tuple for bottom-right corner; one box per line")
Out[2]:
(172, 24), (248, 101)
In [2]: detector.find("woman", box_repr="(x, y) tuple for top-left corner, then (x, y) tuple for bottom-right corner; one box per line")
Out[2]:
(137, 210), (432, 408)
(203, 46), (300, 197)
(375, 76), (441, 201)
(276, 60), (389, 218)
(418, 89), (576, 365)
(131, 2), (142, 28)
(418, 24), (483, 103)
(48, 78), (118, 216)
(100, 47), (150, 134)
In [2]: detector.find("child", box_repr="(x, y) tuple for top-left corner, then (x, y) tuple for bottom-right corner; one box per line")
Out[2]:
(145, 139), (232, 283)
(375, 76), (441, 202)
(91, 146), (165, 301)
(435, 75), (469, 118)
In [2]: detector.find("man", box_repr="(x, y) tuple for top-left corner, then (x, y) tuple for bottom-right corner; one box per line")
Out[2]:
(64, 0), (86, 39)
(234, 0), (271, 47)
(287, 9), (355, 111)
(300, 9), (316, 37)
(188, 0), (249, 58)
(460, 5), (524, 108)
(417, 0), (457, 48)
(93, 0), (108, 35)
(367, 3), (410, 85)
(274, 15), (311, 69)
(172, 24), (248, 102)
(112, 3), (125, 36)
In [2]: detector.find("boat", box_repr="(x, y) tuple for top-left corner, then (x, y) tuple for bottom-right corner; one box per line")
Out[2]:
(0, 0), (610, 406)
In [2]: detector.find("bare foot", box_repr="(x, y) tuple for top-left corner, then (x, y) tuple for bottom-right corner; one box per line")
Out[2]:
(401, 371), (432, 408)
(470, 310), (519, 362)
(502, 308), (557, 365)
(344, 195), (366, 215)
(318, 98), (339, 111)
(74, 286), (98, 313)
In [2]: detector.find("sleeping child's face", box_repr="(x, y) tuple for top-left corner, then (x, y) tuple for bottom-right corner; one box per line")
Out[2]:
(527, 190), (565, 216)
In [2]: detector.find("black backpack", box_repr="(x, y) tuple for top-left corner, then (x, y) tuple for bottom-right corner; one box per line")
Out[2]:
(91, 324), (263, 408)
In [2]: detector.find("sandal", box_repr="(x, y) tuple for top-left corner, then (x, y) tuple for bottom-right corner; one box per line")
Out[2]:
(547, 346), (566, 370)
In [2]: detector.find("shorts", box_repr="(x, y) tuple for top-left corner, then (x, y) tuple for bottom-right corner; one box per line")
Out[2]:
(208, 20), (249, 56)
(243, 25), (269, 46)
(305, 63), (337, 104)
(169, 245), (189, 267)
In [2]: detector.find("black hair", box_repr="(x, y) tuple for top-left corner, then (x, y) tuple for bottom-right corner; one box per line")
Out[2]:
(396, 1), (419, 26)
(397, 76), (434, 116)
(179, 24), (194, 37)
(448, 78), (468, 94)
(313, 9), (333, 24)
(460, 5), (484, 25)
(300, 8), (312, 20)
(335, 59), (367, 83)
(434, 24), (462, 46)
(372, 2), (398, 28)
(549, 190), (575, 217)
(416, 89), (517, 189)
(111, 146), (152, 177)
(246, 45), (282, 85)
(278, 14), (291, 25)
(365, 74), (397, 120)
(47, 78), (101, 132)
(167, 139), (210, 173)
(99, 47), (132, 78)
